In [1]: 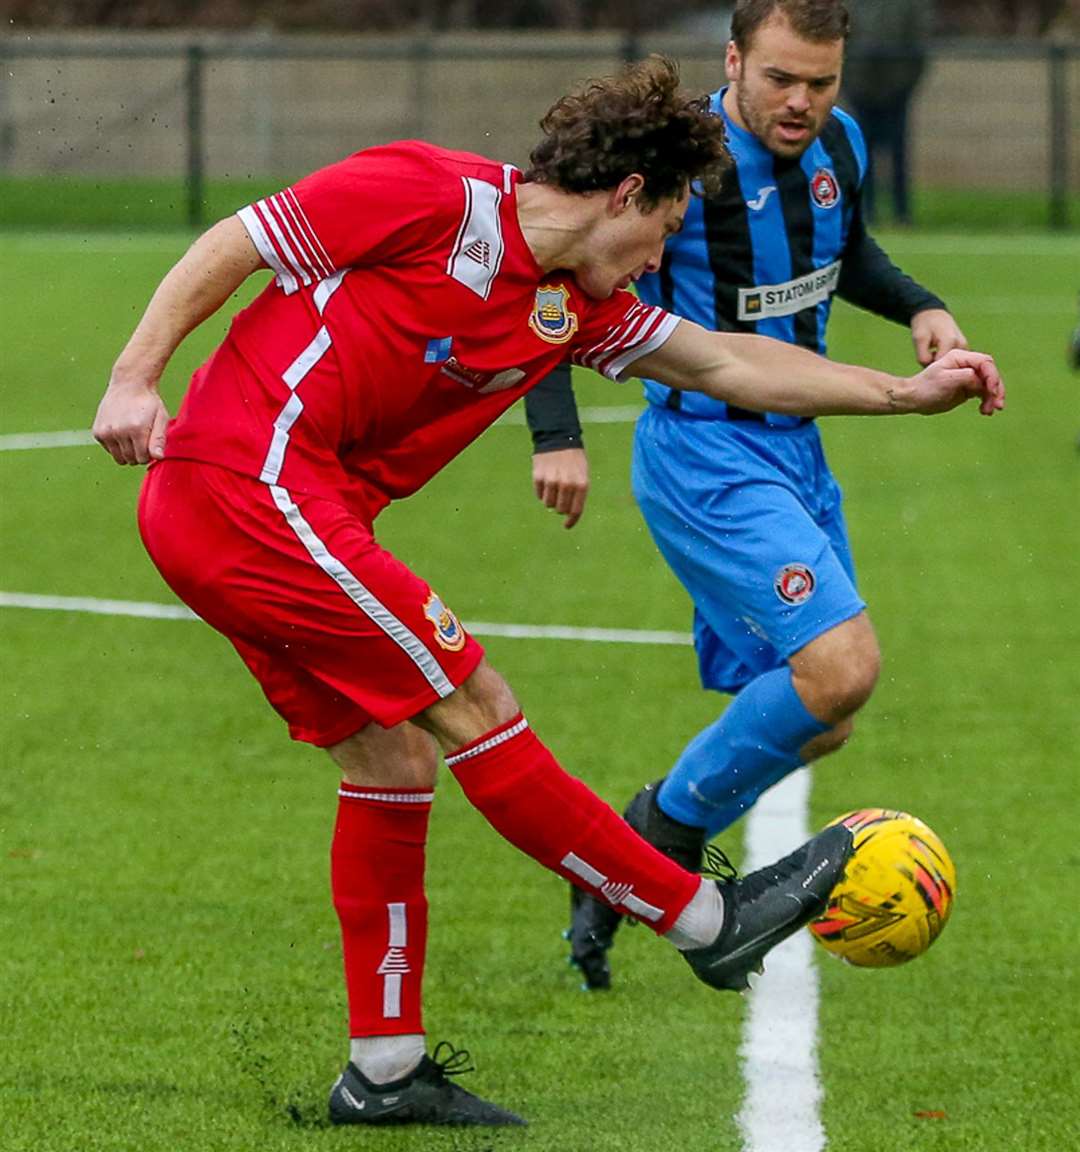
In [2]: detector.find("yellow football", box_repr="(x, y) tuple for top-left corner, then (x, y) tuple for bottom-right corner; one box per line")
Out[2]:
(809, 808), (957, 967)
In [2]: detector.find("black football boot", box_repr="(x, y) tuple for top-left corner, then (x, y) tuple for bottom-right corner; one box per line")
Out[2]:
(682, 823), (854, 993)
(329, 1041), (526, 1127)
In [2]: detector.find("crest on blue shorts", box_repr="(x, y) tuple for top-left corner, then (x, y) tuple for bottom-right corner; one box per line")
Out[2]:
(529, 284), (579, 344)
(423, 592), (466, 651)
(775, 563), (816, 605)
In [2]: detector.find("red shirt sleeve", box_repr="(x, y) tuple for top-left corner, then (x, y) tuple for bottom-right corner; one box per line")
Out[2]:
(570, 290), (681, 382)
(236, 142), (454, 294)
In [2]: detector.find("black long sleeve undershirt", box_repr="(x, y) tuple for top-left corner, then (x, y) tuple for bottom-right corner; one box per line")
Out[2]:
(836, 200), (945, 322)
(523, 360), (583, 453)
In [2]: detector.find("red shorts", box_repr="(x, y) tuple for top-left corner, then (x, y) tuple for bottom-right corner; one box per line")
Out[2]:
(138, 460), (484, 745)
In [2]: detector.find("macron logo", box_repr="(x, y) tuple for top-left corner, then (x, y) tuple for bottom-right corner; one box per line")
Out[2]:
(746, 185), (777, 211)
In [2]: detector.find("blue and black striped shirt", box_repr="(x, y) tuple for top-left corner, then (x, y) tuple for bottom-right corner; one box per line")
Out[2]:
(638, 89), (943, 427)
(525, 88), (943, 448)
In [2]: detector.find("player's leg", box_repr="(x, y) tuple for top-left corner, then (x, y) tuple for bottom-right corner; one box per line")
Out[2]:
(139, 462), (524, 1125)
(411, 659), (709, 945)
(324, 720), (533, 1126)
(410, 659), (851, 993)
(791, 613), (877, 753)
(566, 413), (866, 987)
(636, 418), (876, 837)
(660, 612), (879, 834)
(327, 721), (436, 1087)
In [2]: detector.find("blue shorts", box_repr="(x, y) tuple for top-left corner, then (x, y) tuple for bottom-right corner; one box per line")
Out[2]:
(632, 405), (865, 694)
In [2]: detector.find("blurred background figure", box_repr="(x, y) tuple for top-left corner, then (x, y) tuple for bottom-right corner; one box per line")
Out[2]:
(843, 0), (935, 225)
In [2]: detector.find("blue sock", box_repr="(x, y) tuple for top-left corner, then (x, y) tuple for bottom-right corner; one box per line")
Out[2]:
(658, 666), (829, 838)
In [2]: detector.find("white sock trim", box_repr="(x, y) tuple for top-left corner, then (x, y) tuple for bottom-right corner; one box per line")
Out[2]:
(337, 788), (435, 803)
(664, 877), (725, 951)
(444, 716), (529, 766)
(350, 1033), (426, 1084)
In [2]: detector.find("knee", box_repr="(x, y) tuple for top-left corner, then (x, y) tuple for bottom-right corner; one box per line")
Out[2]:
(330, 721), (440, 789)
(792, 625), (881, 726)
(828, 641), (881, 718)
(453, 661), (520, 725)
(416, 660), (521, 752)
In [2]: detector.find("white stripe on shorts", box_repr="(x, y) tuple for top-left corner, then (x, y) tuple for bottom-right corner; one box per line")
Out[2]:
(268, 484), (455, 699)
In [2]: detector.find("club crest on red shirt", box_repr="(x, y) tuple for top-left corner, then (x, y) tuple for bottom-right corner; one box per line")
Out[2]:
(810, 168), (840, 209)
(775, 563), (816, 605)
(529, 284), (579, 344)
(424, 592), (466, 651)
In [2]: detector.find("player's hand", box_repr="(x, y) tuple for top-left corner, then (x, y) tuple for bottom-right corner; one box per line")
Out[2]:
(905, 348), (1004, 417)
(911, 309), (968, 366)
(92, 378), (171, 465)
(532, 447), (589, 529)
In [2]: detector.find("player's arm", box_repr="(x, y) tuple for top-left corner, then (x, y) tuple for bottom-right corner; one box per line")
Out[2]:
(629, 319), (1004, 417)
(93, 215), (265, 465)
(524, 363), (589, 529)
(837, 201), (967, 365)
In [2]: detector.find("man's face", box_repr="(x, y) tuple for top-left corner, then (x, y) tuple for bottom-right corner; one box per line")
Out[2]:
(577, 189), (689, 300)
(726, 12), (843, 158)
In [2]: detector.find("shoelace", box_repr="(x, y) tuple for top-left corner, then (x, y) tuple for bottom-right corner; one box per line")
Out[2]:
(727, 842), (811, 902)
(431, 1040), (476, 1078)
(701, 843), (738, 882)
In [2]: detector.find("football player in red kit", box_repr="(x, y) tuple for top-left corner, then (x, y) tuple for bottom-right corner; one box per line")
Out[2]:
(93, 56), (1002, 1128)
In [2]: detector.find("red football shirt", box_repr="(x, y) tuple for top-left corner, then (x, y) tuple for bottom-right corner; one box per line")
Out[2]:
(164, 142), (680, 518)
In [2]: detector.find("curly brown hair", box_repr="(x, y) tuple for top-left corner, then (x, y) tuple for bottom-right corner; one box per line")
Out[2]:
(524, 55), (729, 209)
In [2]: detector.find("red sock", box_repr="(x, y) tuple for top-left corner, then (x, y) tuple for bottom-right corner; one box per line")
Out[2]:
(445, 714), (699, 934)
(331, 783), (432, 1037)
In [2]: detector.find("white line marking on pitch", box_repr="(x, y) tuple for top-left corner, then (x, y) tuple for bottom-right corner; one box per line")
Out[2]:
(0, 586), (818, 1149)
(0, 430), (98, 451)
(738, 769), (823, 1152)
(0, 591), (692, 647)
(0, 591), (198, 620)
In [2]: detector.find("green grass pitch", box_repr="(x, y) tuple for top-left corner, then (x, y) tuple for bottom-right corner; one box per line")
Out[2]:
(1, 227), (1078, 1151)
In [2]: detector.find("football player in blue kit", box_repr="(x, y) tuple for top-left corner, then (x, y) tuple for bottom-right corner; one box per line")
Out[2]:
(526, 0), (973, 989)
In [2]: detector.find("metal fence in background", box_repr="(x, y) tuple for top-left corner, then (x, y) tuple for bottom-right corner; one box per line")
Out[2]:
(0, 32), (1076, 227)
